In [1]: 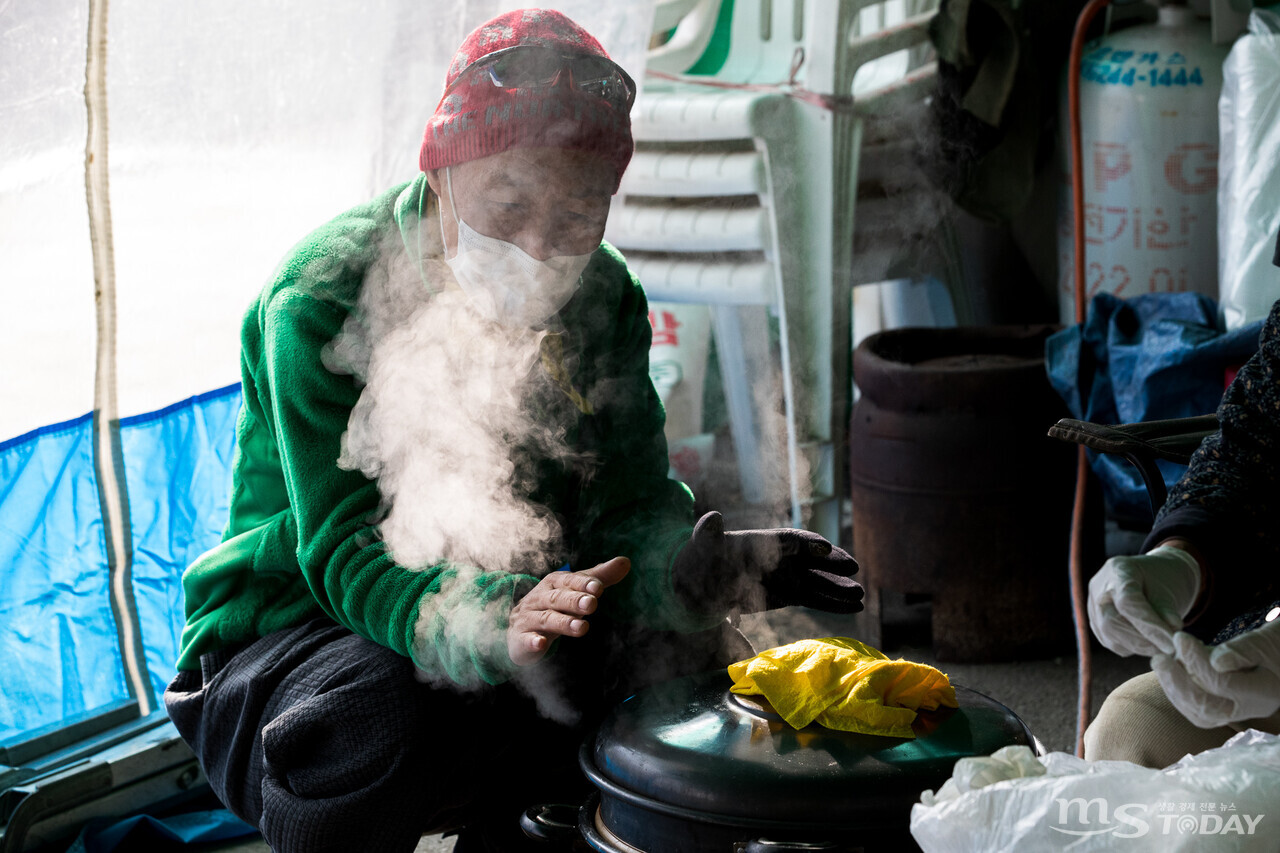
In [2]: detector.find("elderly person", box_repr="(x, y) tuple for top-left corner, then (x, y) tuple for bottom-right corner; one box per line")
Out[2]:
(164, 10), (861, 852)
(1085, 233), (1280, 768)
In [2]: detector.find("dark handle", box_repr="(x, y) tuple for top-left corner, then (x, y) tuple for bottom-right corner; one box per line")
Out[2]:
(520, 803), (581, 844)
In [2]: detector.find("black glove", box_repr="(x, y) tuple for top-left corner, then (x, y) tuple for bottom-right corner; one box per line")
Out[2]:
(672, 511), (864, 614)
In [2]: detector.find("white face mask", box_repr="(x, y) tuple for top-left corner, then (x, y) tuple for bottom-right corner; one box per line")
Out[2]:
(440, 167), (594, 328)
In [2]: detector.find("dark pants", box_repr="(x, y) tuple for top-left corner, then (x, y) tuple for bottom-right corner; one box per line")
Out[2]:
(165, 615), (749, 853)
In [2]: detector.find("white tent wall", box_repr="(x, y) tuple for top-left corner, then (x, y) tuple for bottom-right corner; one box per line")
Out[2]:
(106, 3), (417, 421)
(2, 1), (97, 440)
(2, 0), (656, 440)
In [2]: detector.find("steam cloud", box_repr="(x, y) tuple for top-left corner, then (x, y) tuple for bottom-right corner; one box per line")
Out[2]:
(327, 233), (573, 575)
(318, 226), (598, 723)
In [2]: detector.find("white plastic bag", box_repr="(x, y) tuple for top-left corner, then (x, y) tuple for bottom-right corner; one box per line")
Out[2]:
(1218, 10), (1280, 331)
(910, 730), (1280, 852)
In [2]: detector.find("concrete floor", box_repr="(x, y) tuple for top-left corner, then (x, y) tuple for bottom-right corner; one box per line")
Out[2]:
(195, 600), (1149, 853)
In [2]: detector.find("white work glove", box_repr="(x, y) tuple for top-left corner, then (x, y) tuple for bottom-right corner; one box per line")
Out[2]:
(1152, 620), (1280, 728)
(1087, 544), (1202, 657)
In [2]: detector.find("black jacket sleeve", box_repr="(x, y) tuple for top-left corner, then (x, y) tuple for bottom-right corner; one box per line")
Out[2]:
(1145, 298), (1280, 640)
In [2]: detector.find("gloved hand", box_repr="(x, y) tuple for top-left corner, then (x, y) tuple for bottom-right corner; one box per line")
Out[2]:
(1087, 544), (1202, 657)
(673, 511), (863, 614)
(1152, 620), (1280, 728)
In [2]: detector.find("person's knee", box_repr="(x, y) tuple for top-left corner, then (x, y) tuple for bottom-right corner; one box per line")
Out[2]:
(1086, 672), (1180, 765)
(259, 657), (432, 797)
(1084, 676), (1149, 764)
(255, 668), (467, 851)
(1085, 672), (1234, 767)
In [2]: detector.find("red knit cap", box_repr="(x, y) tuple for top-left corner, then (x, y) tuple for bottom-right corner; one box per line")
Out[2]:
(419, 9), (634, 191)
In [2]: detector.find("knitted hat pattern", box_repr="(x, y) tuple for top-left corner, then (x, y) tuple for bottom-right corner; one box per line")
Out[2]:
(419, 9), (634, 190)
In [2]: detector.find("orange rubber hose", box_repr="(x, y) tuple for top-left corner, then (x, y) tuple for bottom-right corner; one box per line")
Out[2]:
(1068, 0), (1112, 758)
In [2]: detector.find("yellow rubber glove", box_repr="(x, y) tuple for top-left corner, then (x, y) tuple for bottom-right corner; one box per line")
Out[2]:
(728, 637), (957, 738)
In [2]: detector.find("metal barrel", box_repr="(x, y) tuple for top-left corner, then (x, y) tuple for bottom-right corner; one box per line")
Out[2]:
(850, 324), (1080, 661)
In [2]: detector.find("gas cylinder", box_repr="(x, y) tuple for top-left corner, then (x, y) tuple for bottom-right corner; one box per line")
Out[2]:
(1056, 4), (1230, 323)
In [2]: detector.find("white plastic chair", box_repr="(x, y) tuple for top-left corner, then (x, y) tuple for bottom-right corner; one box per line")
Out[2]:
(649, 0), (726, 72)
(611, 0), (938, 539)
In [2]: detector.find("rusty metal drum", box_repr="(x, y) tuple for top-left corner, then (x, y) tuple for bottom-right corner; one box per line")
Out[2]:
(850, 325), (1079, 661)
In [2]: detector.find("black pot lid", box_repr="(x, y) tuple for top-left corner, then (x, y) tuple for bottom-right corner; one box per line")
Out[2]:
(581, 670), (1034, 826)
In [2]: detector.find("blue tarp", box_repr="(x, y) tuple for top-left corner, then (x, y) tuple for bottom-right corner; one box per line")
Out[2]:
(120, 386), (241, 703)
(0, 386), (240, 743)
(0, 414), (125, 740)
(1046, 293), (1266, 524)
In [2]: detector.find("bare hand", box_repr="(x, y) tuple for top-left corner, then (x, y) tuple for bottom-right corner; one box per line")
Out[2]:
(507, 557), (630, 667)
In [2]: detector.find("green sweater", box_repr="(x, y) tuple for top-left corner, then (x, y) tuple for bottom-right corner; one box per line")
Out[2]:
(177, 175), (717, 685)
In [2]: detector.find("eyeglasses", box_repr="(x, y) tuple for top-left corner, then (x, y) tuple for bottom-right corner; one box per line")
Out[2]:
(451, 45), (636, 112)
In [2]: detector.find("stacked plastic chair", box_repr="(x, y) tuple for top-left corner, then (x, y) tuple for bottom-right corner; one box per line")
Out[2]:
(608, 0), (938, 539)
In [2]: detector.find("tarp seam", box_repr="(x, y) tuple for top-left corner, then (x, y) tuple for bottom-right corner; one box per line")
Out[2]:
(0, 385), (243, 453)
(119, 383), (242, 428)
(0, 412), (96, 454)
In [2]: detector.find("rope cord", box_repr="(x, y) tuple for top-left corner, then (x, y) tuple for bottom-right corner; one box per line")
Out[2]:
(1067, 0), (1112, 758)
(85, 0), (153, 716)
(645, 48), (855, 112)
